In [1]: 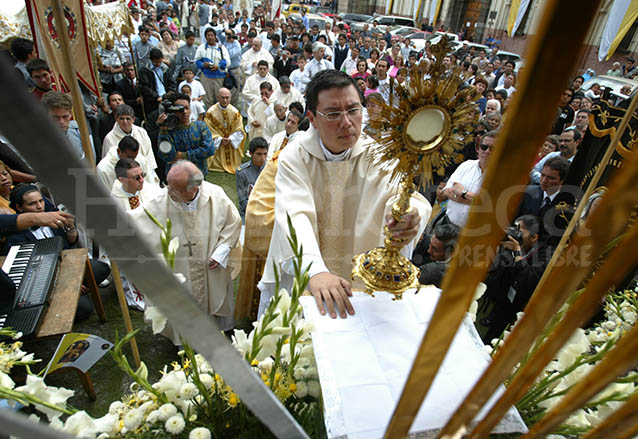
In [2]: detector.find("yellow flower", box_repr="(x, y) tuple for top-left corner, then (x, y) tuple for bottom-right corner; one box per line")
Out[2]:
(228, 392), (239, 407)
(251, 359), (259, 367)
(289, 383), (297, 393)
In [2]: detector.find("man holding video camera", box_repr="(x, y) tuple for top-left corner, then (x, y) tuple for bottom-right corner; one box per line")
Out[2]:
(157, 91), (216, 177)
(480, 215), (555, 343)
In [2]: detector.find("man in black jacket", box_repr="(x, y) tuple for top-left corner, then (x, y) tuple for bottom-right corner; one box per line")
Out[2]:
(138, 49), (176, 119)
(274, 50), (296, 79)
(481, 215), (554, 343)
(114, 62), (144, 121)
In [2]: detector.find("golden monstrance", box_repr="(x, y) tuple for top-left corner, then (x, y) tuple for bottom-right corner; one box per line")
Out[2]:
(352, 38), (479, 299)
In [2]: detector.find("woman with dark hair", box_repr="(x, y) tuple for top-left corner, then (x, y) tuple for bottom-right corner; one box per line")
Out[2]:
(351, 58), (370, 81)
(367, 48), (380, 71)
(158, 28), (179, 65)
(0, 161), (13, 214)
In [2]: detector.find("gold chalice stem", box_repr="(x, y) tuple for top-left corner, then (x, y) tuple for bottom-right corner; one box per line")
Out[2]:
(351, 174), (420, 299)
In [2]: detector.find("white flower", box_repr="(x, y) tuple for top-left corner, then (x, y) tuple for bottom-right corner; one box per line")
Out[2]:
(146, 410), (161, 424)
(144, 305), (167, 334)
(123, 407), (144, 430)
(109, 401), (126, 415)
(156, 371), (187, 401)
(62, 411), (99, 437)
(94, 413), (119, 436)
(194, 354), (213, 374)
(258, 357), (275, 373)
(296, 356), (311, 368)
(299, 320), (314, 339)
(621, 309), (637, 324)
(199, 373), (213, 389)
(555, 329), (590, 370)
(0, 371), (15, 389)
(281, 344), (292, 363)
(565, 410), (590, 429)
(168, 237), (180, 255)
(232, 329), (252, 357)
(602, 320), (616, 331)
(158, 403), (178, 421)
(294, 381), (308, 398)
(179, 382), (198, 400)
(468, 301), (479, 322)
(175, 273), (186, 284)
(293, 367), (306, 380)
(276, 289), (291, 314)
(165, 414), (185, 435)
(189, 427), (212, 439)
(307, 380), (321, 398)
(299, 345), (314, 360)
(136, 361), (148, 381)
(305, 367), (318, 379)
(12, 331), (23, 340)
(14, 375), (74, 421)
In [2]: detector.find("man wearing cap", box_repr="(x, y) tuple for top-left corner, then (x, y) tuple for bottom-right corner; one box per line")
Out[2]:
(306, 42), (332, 79)
(271, 76), (303, 109)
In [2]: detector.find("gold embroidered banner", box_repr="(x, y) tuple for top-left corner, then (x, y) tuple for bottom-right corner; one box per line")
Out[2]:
(26, 0), (100, 95)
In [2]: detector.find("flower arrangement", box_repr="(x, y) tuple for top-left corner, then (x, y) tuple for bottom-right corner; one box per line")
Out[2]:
(487, 288), (638, 437)
(0, 215), (326, 438)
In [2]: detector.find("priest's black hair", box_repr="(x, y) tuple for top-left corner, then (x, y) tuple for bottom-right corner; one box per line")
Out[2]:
(305, 70), (361, 114)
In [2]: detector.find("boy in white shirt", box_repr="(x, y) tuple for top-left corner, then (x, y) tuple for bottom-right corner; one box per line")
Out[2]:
(180, 83), (206, 122)
(178, 67), (206, 102)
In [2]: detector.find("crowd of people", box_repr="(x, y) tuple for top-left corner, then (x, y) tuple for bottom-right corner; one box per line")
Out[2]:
(1, 0), (626, 344)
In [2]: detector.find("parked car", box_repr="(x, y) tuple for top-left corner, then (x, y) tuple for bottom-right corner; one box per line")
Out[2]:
(282, 4), (311, 18)
(582, 75), (638, 103)
(405, 31), (433, 51)
(351, 15), (415, 33)
(493, 50), (524, 72)
(289, 13), (331, 32)
(338, 13), (373, 25)
(390, 26), (421, 42)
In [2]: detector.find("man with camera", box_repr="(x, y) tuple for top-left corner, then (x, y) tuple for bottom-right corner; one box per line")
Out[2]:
(195, 28), (231, 109)
(157, 92), (216, 177)
(480, 215), (554, 343)
(139, 48), (176, 119)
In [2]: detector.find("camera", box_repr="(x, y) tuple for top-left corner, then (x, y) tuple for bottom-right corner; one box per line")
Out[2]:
(159, 102), (185, 130)
(505, 226), (524, 245)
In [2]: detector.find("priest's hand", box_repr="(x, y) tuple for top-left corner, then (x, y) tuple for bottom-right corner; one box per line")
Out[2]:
(386, 210), (421, 247)
(208, 259), (220, 269)
(308, 272), (355, 319)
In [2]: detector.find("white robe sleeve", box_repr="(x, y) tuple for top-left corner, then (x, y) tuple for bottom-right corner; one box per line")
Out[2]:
(229, 130), (244, 149)
(210, 243), (231, 268)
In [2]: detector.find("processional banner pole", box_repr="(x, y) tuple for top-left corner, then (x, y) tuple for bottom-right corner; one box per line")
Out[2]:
(383, 0), (602, 437)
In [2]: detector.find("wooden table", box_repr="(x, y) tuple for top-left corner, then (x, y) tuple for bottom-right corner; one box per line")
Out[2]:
(2, 248), (106, 400)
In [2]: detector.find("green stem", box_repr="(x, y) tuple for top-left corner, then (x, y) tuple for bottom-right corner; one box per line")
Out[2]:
(0, 388), (75, 416)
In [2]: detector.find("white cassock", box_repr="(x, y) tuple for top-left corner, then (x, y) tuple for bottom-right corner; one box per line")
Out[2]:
(129, 182), (242, 343)
(246, 100), (273, 140)
(257, 128), (431, 315)
(266, 130), (301, 162)
(262, 114), (286, 143)
(272, 87), (304, 109)
(109, 180), (162, 311)
(97, 149), (160, 190)
(242, 73), (280, 109)
(102, 124), (158, 172)
(240, 48), (274, 76)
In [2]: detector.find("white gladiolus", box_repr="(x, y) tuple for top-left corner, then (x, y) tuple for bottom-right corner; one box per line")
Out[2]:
(174, 273), (186, 284)
(565, 410), (590, 429)
(136, 362), (148, 381)
(158, 403), (178, 421)
(189, 427), (212, 439)
(276, 289), (291, 314)
(232, 329), (252, 357)
(168, 237), (179, 255)
(308, 380), (321, 398)
(0, 371), (15, 389)
(14, 375), (74, 421)
(165, 414), (185, 435)
(144, 305), (167, 334)
(259, 357), (275, 373)
(294, 381), (308, 398)
(555, 329), (590, 370)
(62, 411), (100, 437)
(179, 382), (198, 400)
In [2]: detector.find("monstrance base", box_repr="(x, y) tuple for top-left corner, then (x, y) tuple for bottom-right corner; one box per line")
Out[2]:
(352, 246), (420, 300)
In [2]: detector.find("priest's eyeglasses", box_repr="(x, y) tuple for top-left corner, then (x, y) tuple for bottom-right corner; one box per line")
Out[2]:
(130, 172), (146, 182)
(315, 105), (363, 121)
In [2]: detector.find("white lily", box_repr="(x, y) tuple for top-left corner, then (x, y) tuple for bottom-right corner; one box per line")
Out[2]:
(168, 237), (180, 255)
(14, 375), (74, 421)
(144, 305), (167, 334)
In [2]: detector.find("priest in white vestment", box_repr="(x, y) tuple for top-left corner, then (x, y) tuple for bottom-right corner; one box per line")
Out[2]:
(240, 39), (274, 77)
(109, 158), (162, 311)
(101, 105), (158, 174)
(97, 135), (160, 190)
(266, 109), (304, 162)
(242, 61), (280, 110)
(271, 75), (304, 109)
(262, 102), (287, 142)
(259, 70), (431, 318)
(129, 161), (242, 343)
(246, 83), (274, 141)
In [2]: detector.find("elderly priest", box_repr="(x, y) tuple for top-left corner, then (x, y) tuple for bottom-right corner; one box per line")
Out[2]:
(129, 161), (242, 342)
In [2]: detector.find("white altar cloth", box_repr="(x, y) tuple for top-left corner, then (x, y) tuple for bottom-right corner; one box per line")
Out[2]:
(300, 287), (528, 439)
